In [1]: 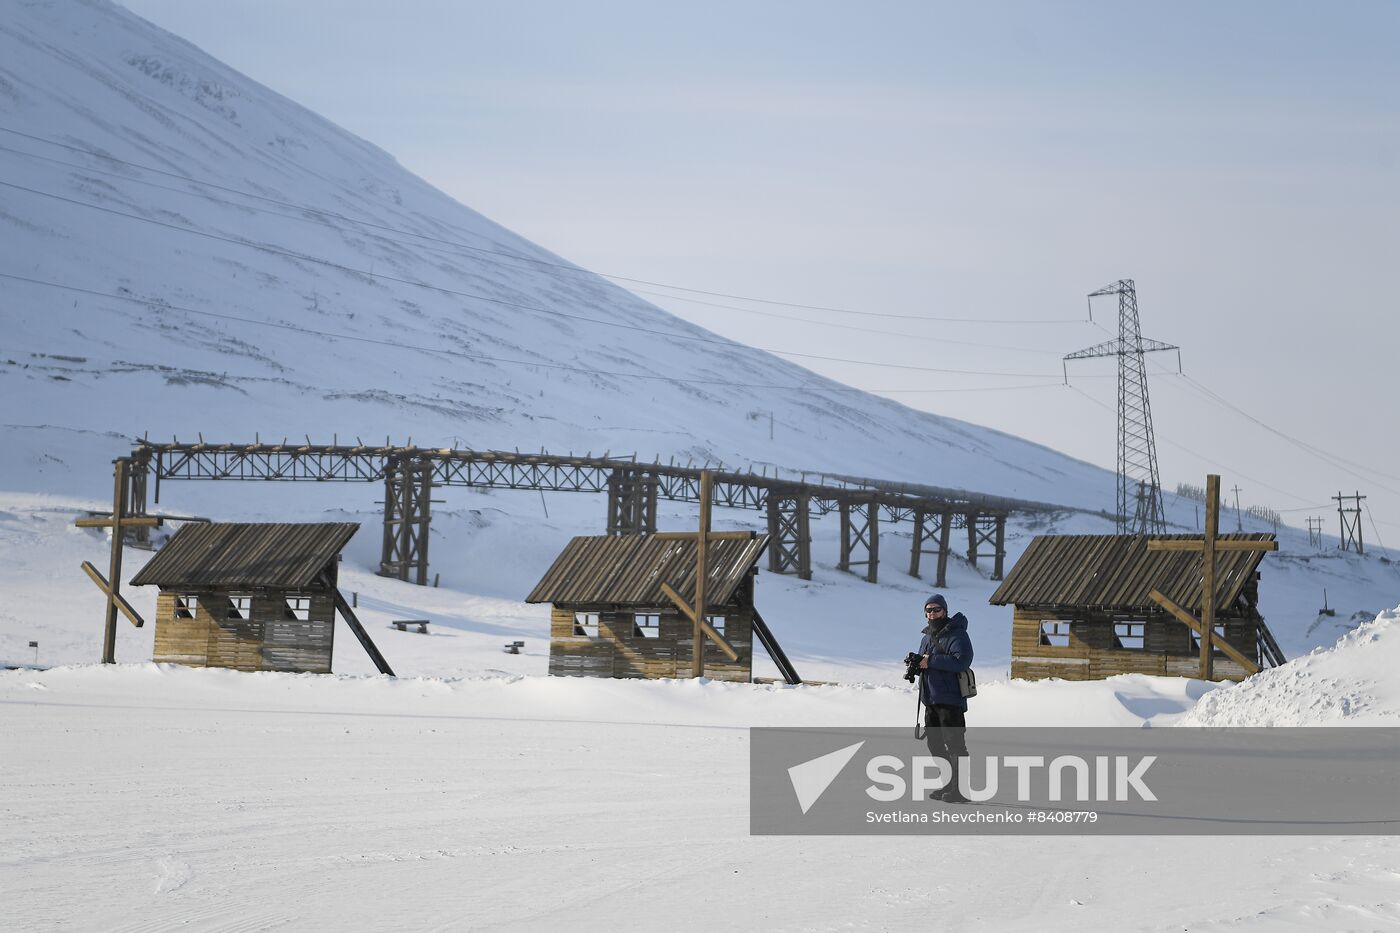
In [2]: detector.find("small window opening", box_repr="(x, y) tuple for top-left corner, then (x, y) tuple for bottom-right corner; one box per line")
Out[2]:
(1114, 621), (1146, 650)
(285, 596), (311, 621)
(573, 611), (600, 637)
(1039, 620), (1071, 647)
(174, 595), (199, 620)
(634, 612), (661, 639)
(227, 595), (253, 621)
(705, 614), (726, 636)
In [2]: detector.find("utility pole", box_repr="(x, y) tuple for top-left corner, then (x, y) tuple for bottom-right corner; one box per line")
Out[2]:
(1334, 492), (1365, 554)
(1231, 484), (1243, 532)
(1064, 279), (1179, 535)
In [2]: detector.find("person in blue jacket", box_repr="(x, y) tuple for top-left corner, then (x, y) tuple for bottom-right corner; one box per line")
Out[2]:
(918, 593), (973, 802)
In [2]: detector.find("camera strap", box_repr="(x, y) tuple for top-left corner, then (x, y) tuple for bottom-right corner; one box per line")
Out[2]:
(914, 690), (925, 740)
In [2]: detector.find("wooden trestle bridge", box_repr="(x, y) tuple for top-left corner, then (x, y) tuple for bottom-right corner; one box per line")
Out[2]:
(117, 441), (1073, 588)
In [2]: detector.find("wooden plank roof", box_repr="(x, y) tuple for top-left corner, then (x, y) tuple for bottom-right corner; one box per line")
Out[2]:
(526, 534), (770, 608)
(988, 534), (1274, 613)
(131, 522), (359, 589)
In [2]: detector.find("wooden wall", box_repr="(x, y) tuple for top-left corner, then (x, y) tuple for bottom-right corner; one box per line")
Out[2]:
(548, 602), (754, 682)
(1010, 607), (1252, 683)
(153, 589), (335, 674)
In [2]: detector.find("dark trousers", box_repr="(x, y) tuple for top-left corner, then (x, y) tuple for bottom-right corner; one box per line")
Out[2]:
(925, 704), (968, 788)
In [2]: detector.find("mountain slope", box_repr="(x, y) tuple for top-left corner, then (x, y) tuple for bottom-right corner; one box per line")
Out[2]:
(1, 0), (1108, 510)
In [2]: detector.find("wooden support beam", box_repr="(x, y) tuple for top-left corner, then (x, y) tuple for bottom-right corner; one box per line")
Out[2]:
(1147, 539), (1279, 553)
(330, 586), (395, 676)
(660, 581), (740, 662)
(651, 531), (754, 541)
(74, 516), (163, 529)
(1148, 588), (1261, 675)
(79, 561), (146, 629)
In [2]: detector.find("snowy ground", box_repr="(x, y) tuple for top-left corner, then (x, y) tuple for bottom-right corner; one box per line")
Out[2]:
(5, 653), (1400, 932)
(4, 486), (1400, 930)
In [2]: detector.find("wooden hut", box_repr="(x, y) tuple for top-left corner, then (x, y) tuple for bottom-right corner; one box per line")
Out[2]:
(525, 534), (771, 682)
(131, 522), (359, 673)
(989, 534), (1285, 683)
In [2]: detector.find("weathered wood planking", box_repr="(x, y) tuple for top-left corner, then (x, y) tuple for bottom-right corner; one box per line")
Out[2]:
(153, 590), (334, 673)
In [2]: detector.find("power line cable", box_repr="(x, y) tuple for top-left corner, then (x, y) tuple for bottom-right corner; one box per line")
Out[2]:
(0, 178), (1070, 380)
(1067, 383), (1317, 506)
(0, 125), (1087, 326)
(0, 270), (1081, 399)
(1, 130), (1085, 354)
(629, 286), (1067, 355)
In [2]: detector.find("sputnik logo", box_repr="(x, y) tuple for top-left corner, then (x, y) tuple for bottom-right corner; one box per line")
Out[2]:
(787, 741), (865, 814)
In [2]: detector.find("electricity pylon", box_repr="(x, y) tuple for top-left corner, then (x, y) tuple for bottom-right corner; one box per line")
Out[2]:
(1064, 279), (1179, 535)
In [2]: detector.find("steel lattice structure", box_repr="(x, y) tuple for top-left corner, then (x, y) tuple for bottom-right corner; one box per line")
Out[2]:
(1064, 280), (1179, 535)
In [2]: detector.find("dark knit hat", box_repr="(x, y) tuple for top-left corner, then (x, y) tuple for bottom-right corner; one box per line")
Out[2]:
(924, 594), (948, 611)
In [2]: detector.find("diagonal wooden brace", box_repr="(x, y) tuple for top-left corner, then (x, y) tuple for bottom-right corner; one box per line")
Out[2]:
(659, 581), (740, 662)
(80, 561), (146, 628)
(1148, 588), (1260, 675)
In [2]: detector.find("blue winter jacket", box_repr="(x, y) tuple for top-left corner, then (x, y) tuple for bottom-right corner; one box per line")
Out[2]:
(918, 612), (974, 711)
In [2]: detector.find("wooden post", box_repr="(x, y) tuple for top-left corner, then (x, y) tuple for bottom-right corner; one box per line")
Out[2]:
(1147, 473), (1277, 681)
(1200, 474), (1220, 680)
(966, 511), (979, 568)
(103, 459), (127, 664)
(74, 459), (161, 663)
(693, 470), (711, 678)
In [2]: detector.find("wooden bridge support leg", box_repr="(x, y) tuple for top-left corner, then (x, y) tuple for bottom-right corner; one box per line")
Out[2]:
(642, 474), (658, 534)
(992, 514), (1006, 581)
(379, 459), (432, 584)
(412, 460), (431, 586)
(127, 452), (151, 548)
(935, 510), (953, 588)
(606, 470), (658, 535)
(837, 497), (878, 583)
(838, 500), (852, 572)
(909, 508), (925, 578)
(867, 501), (879, 583)
(766, 491), (812, 580)
(379, 460), (399, 579)
(966, 511), (979, 569)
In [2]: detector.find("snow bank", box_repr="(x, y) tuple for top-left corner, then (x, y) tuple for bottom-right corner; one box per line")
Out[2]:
(1179, 604), (1400, 726)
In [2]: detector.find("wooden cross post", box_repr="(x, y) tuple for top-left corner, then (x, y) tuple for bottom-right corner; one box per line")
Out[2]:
(74, 458), (160, 663)
(1146, 474), (1276, 680)
(654, 470), (747, 678)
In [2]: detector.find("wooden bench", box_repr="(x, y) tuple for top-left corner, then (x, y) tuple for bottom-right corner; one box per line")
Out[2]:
(391, 620), (430, 634)
(503, 640), (525, 654)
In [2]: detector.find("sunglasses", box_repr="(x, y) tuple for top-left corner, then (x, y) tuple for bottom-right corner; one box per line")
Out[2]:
(925, 607), (944, 613)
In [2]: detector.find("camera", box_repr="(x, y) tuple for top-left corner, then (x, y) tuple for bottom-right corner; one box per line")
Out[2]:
(902, 652), (923, 683)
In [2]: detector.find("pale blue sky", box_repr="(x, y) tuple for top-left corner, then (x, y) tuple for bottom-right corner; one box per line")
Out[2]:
(120, 1), (1400, 537)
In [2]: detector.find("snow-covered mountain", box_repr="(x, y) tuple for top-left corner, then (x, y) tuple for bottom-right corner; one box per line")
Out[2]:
(2, 0), (1104, 508)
